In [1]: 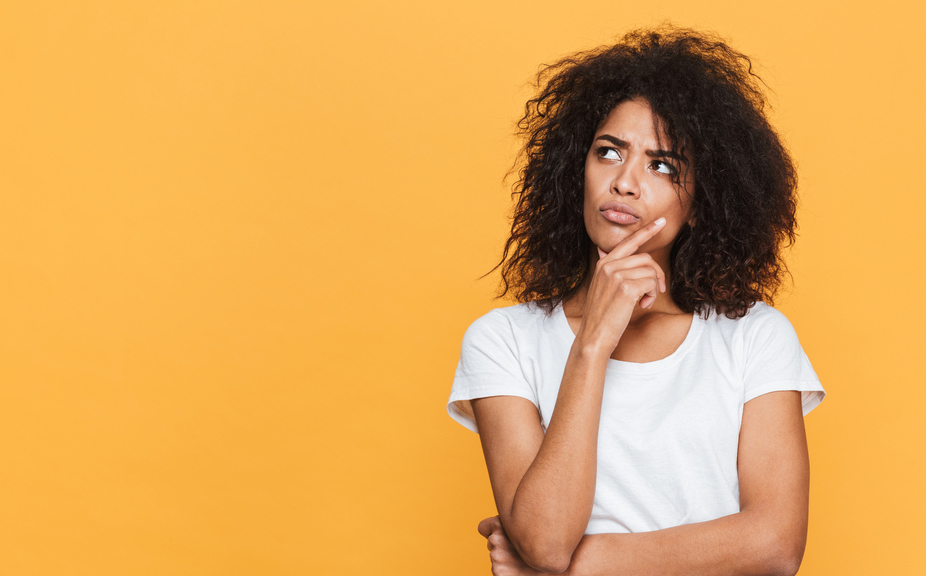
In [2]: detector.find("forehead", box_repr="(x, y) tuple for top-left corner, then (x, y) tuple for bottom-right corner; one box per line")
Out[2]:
(595, 98), (670, 146)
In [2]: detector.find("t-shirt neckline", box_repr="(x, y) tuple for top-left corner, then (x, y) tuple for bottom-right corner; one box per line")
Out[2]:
(554, 302), (705, 373)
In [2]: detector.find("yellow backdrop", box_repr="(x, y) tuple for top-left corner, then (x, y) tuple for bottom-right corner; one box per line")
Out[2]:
(1, 1), (923, 574)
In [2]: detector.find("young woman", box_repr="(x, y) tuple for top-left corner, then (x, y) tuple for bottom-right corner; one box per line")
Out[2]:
(447, 27), (825, 576)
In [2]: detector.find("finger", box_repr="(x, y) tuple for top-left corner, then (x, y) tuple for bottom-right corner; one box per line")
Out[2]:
(597, 261), (661, 299)
(598, 253), (666, 293)
(635, 277), (660, 308)
(616, 277), (659, 309)
(489, 549), (513, 572)
(477, 516), (498, 538)
(603, 217), (667, 261)
(488, 533), (508, 553)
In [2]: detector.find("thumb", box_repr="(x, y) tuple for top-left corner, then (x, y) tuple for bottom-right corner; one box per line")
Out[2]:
(597, 246), (608, 260)
(477, 516), (499, 538)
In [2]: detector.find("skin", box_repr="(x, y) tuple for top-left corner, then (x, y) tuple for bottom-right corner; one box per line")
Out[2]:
(572, 98), (695, 362)
(582, 98), (694, 284)
(471, 99), (810, 576)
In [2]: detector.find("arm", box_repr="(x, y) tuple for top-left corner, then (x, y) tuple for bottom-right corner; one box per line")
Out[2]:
(472, 353), (605, 573)
(482, 390), (810, 576)
(473, 221), (669, 573)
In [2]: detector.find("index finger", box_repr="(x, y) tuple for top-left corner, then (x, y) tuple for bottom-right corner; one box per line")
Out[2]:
(600, 217), (666, 261)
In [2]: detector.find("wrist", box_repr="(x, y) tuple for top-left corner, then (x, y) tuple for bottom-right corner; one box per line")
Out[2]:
(570, 330), (615, 362)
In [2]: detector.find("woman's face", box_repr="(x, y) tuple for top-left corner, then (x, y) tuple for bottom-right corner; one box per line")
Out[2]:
(583, 98), (694, 265)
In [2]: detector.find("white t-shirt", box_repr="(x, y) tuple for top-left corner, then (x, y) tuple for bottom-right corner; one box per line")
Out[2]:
(448, 301), (824, 534)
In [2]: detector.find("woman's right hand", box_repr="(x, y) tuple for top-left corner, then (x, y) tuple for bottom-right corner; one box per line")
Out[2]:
(577, 217), (667, 355)
(471, 218), (669, 571)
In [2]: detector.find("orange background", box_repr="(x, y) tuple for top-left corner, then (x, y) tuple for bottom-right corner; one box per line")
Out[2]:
(1, 1), (923, 574)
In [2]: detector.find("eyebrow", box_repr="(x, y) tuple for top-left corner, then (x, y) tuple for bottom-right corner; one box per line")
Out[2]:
(594, 135), (683, 161)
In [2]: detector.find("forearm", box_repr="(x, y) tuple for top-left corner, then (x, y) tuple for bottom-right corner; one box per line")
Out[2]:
(564, 508), (805, 576)
(502, 340), (611, 571)
(555, 391), (810, 576)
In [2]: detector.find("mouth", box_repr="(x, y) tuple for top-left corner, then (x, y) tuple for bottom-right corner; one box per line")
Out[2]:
(599, 202), (641, 225)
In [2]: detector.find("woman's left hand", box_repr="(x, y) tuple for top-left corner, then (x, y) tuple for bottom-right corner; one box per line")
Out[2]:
(478, 516), (549, 576)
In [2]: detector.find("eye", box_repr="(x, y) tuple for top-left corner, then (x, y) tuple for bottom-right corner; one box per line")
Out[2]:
(596, 146), (621, 161)
(651, 160), (678, 175)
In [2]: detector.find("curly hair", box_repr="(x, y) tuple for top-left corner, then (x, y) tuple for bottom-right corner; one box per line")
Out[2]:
(495, 26), (798, 319)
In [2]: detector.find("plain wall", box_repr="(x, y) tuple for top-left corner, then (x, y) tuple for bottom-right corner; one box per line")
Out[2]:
(1, 1), (923, 574)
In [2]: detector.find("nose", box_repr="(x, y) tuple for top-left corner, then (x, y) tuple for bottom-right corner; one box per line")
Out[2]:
(612, 161), (642, 197)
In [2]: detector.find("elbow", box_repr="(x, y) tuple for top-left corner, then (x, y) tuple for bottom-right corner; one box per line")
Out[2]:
(765, 553), (803, 576)
(771, 543), (805, 576)
(757, 528), (806, 576)
(520, 550), (571, 574)
(511, 533), (575, 574)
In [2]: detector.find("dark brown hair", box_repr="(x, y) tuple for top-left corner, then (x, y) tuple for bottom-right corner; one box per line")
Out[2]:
(496, 26), (797, 318)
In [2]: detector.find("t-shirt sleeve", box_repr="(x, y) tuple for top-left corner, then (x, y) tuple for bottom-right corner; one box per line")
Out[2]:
(742, 305), (825, 416)
(447, 309), (538, 433)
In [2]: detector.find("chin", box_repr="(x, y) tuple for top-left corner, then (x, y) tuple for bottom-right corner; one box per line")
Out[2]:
(592, 230), (631, 253)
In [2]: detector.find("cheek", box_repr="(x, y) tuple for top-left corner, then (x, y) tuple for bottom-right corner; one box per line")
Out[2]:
(582, 154), (600, 192)
(582, 198), (595, 234)
(582, 163), (605, 209)
(581, 175), (595, 220)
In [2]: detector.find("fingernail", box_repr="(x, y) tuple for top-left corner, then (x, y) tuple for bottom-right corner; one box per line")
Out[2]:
(654, 217), (666, 226)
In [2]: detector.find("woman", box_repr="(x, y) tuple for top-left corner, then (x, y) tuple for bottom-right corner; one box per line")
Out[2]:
(448, 27), (825, 575)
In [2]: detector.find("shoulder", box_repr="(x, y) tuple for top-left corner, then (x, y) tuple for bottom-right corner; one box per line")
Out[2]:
(742, 301), (795, 327)
(451, 303), (552, 432)
(699, 302), (811, 379)
(708, 303), (825, 414)
(739, 302), (802, 350)
(704, 301), (800, 343)
(462, 301), (556, 346)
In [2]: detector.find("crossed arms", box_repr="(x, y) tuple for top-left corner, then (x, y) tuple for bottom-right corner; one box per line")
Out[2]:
(472, 377), (809, 576)
(469, 222), (812, 576)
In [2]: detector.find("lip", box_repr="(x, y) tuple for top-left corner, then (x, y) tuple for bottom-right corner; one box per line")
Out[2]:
(599, 202), (641, 225)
